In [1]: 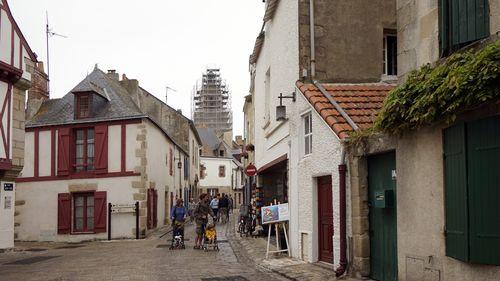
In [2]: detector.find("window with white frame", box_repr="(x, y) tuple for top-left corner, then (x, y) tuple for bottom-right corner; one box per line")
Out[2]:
(383, 33), (397, 76)
(303, 113), (312, 156)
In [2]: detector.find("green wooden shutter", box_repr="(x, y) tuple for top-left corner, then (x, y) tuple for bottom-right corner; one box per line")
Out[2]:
(443, 123), (469, 262)
(467, 116), (500, 265)
(440, 0), (490, 55)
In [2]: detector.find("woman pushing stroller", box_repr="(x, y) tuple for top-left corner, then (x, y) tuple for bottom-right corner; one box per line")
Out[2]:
(170, 199), (187, 249)
(193, 193), (215, 249)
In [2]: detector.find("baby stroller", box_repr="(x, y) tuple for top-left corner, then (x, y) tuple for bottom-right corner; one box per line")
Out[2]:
(203, 218), (219, 251)
(169, 221), (186, 250)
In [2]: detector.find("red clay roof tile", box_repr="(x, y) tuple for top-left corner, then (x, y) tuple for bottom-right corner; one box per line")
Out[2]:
(296, 81), (395, 139)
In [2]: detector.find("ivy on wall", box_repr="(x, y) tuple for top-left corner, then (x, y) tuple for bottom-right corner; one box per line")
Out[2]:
(374, 41), (500, 134)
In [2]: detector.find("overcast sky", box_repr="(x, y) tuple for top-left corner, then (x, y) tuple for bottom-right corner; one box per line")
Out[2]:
(10, 0), (264, 137)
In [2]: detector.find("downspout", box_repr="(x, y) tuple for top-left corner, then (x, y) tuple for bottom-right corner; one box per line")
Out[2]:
(309, 0), (316, 79)
(313, 83), (354, 277)
(336, 146), (348, 277)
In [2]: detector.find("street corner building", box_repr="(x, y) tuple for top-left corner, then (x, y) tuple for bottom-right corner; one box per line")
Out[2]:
(0, 0), (42, 249)
(246, 0), (397, 274)
(345, 1), (500, 280)
(15, 67), (202, 242)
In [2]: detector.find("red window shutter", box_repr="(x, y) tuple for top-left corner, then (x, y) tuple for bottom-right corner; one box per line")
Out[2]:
(57, 128), (71, 176)
(147, 189), (153, 229)
(94, 191), (107, 233)
(153, 189), (158, 228)
(57, 193), (71, 234)
(94, 125), (108, 174)
(169, 148), (173, 176)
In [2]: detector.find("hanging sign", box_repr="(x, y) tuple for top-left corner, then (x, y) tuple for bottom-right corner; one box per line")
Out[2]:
(262, 203), (289, 224)
(245, 164), (257, 177)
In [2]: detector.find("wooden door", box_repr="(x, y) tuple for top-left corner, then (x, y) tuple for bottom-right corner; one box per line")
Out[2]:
(369, 152), (397, 281)
(318, 176), (333, 263)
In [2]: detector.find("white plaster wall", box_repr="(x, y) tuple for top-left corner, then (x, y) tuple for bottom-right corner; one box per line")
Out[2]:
(126, 124), (140, 171)
(0, 181), (15, 249)
(38, 130), (51, 177)
(0, 9), (11, 63)
(21, 131), (34, 177)
(199, 157), (232, 189)
(254, 0), (299, 170)
(144, 120), (172, 227)
(108, 125), (121, 173)
(16, 176), (141, 242)
(288, 90), (351, 266)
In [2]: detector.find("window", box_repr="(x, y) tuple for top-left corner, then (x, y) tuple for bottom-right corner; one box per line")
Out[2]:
(219, 165), (226, 177)
(73, 193), (94, 232)
(264, 68), (271, 126)
(219, 150), (225, 157)
(303, 113), (313, 156)
(74, 128), (95, 172)
(76, 94), (91, 119)
(383, 33), (397, 76)
(439, 0), (490, 56)
(443, 116), (500, 265)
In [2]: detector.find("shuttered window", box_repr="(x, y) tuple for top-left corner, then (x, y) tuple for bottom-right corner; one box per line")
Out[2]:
(57, 191), (106, 234)
(439, 0), (490, 56)
(443, 116), (500, 265)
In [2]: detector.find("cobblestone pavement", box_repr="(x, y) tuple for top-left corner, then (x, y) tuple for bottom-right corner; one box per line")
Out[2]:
(0, 219), (287, 281)
(227, 218), (363, 281)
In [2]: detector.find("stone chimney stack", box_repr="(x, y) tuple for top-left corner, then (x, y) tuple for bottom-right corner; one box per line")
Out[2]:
(28, 62), (49, 101)
(106, 69), (119, 81)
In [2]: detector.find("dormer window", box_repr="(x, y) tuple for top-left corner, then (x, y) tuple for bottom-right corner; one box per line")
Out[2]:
(76, 94), (92, 119)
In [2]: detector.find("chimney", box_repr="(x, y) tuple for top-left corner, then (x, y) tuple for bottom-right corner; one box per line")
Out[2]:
(107, 69), (119, 81)
(27, 62), (49, 101)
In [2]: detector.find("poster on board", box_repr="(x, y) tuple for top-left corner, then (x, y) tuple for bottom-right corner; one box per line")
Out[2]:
(262, 203), (289, 224)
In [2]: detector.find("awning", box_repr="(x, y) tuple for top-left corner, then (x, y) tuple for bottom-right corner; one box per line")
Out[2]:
(257, 154), (288, 174)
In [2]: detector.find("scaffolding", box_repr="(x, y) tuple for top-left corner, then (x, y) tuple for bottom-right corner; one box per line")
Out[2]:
(192, 68), (233, 134)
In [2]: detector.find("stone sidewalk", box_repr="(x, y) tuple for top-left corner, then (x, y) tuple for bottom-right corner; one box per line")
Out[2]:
(226, 217), (363, 281)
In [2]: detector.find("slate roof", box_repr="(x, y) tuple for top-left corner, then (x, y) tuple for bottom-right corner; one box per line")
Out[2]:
(296, 81), (396, 139)
(27, 68), (145, 127)
(196, 127), (221, 150)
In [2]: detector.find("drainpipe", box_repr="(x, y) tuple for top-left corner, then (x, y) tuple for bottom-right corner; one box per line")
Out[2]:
(309, 0), (316, 79)
(335, 146), (348, 277)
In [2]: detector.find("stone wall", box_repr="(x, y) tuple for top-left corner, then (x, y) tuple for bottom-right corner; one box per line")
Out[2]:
(298, 0), (396, 83)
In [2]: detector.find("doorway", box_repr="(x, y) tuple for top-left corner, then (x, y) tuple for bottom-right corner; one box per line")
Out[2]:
(368, 152), (397, 281)
(317, 176), (333, 264)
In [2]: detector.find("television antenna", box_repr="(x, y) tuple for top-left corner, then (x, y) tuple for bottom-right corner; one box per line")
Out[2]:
(165, 85), (177, 104)
(46, 11), (67, 80)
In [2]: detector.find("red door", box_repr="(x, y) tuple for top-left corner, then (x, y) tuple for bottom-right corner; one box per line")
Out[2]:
(318, 176), (334, 263)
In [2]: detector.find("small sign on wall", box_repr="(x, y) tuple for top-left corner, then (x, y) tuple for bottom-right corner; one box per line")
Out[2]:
(4, 196), (11, 209)
(4, 183), (13, 191)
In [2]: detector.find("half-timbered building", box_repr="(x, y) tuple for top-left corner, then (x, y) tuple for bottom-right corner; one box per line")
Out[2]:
(0, 0), (40, 249)
(15, 67), (194, 242)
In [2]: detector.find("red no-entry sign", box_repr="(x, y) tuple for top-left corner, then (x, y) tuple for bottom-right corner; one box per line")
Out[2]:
(245, 164), (257, 176)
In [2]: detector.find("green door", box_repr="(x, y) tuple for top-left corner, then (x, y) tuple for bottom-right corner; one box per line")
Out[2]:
(369, 152), (397, 281)
(467, 116), (500, 264)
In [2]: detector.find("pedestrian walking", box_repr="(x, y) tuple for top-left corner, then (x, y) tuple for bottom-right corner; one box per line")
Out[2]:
(188, 198), (196, 222)
(193, 193), (215, 249)
(218, 194), (229, 224)
(210, 194), (219, 221)
(228, 195), (234, 214)
(170, 199), (187, 247)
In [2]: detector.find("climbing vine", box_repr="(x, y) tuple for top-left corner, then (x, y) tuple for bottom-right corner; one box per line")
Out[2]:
(374, 41), (500, 134)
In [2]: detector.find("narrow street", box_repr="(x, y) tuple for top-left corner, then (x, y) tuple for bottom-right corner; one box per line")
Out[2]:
(0, 219), (285, 281)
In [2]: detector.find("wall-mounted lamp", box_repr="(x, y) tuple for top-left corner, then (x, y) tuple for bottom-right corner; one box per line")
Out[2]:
(174, 157), (182, 169)
(276, 92), (296, 121)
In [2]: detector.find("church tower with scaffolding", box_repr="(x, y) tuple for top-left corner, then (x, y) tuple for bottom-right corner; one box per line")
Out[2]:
(192, 68), (233, 135)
